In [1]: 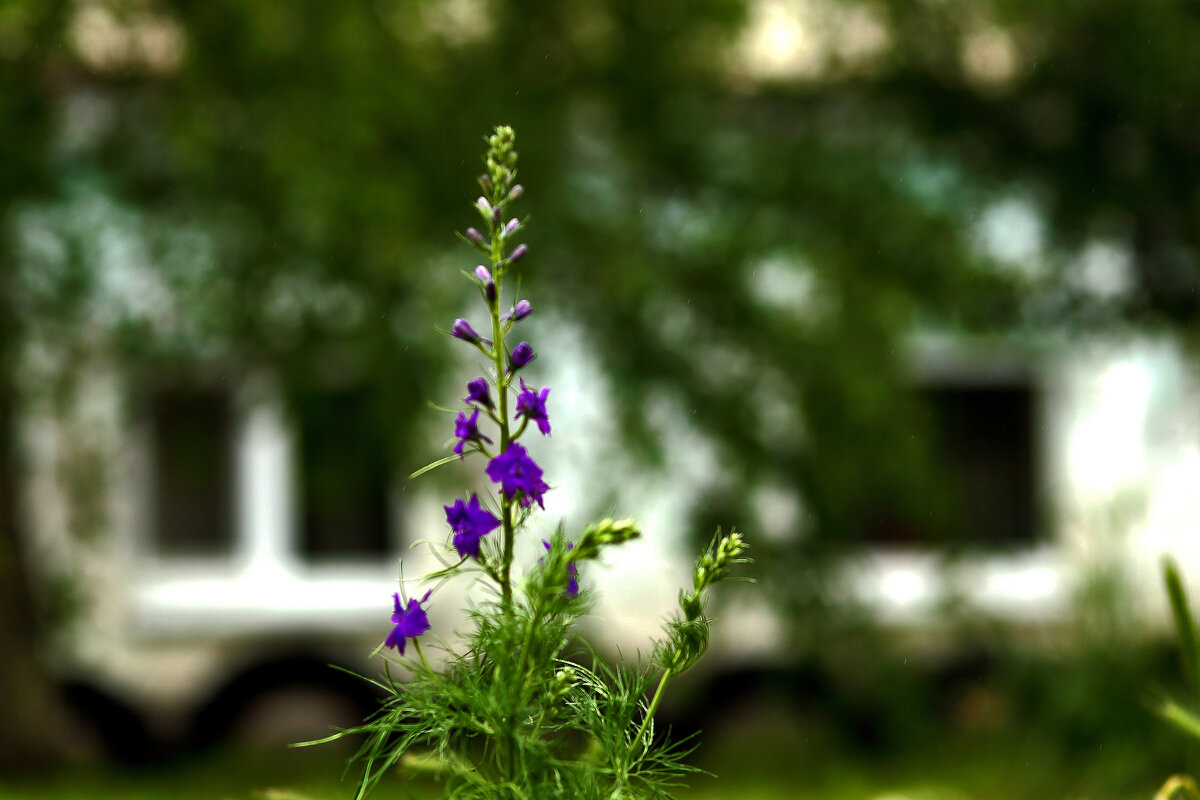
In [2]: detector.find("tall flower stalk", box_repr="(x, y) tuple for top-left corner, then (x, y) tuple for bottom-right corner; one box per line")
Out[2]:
(302, 127), (750, 800)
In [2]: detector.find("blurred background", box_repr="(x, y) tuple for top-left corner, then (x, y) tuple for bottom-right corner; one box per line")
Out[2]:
(3, 0), (1200, 797)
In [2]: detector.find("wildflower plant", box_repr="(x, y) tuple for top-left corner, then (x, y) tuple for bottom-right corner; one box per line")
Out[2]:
(302, 126), (750, 800)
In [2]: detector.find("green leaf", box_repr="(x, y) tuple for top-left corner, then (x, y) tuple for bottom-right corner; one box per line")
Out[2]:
(408, 454), (460, 481)
(1165, 557), (1200, 697)
(1157, 698), (1200, 743)
(1155, 775), (1200, 800)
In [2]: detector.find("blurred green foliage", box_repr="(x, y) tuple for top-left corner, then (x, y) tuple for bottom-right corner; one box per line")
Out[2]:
(2, 0), (1200, 635)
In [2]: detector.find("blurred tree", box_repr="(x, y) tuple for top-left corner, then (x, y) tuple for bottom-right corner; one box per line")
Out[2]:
(0, 0), (72, 768)
(6, 0), (1200, 760)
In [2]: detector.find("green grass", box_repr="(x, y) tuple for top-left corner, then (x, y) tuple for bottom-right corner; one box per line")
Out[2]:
(0, 720), (1178, 800)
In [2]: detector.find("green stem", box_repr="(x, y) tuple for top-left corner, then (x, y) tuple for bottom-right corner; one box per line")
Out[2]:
(488, 228), (517, 611)
(632, 668), (673, 749)
(412, 639), (435, 675)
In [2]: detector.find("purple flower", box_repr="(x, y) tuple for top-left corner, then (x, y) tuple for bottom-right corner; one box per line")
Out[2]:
(452, 318), (483, 344)
(510, 341), (535, 371)
(543, 540), (579, 597)
(486, 442), (550, 509)
(445, 494), (500, 559)
(474, 265), (492, 283)
(504, 299), (533, 323)
(465, 377), (493, 409)
(465, 228), (486, 246)
(509, 244), (528, 262)
(507, 184), (524, 201)
(502, 218), (520, 238)
(454, 409), (492, 456)
(515, 378), (551, 435)
(385, 590), (431, 654)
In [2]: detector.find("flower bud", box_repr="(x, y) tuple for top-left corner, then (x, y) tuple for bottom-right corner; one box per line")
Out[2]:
(475, 196), (492, 216)
(509, 244), (528, 263)
(465, 228), (486, 246)
(507, 184), (524, 201)
(679, 590), (704, 622)
(475, 265), (497, 302)
(505, 299), (532, 323)
(452, 318), (482, 344)
(510, 341), (535, 370)
(465, 377), (493, 408)
(502, 218), (520, 238)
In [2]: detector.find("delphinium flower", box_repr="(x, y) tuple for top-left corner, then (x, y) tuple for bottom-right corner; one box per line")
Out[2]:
(384, 591), (431, 655)
(453, 409), (491, 457)
(444, 494), (500, 559)
(486, 441), (550, 509)
(515, 378), (551, 435)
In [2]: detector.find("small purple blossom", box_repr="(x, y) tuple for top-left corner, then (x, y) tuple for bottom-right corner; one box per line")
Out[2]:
(509, 243), (528, 262)
(465, 227), (486, 246)
(452, 318), (483, 344)
(475, 196), (492, 216)
(475, 265), (492, 283)
(507, 184), (524, 201)
(543, 540), (579, 597)
(486, 442), (550, 508)
(502, 218), (520, 238)
(454, 409), (492, 456)
(515, 378), (551, 435)
(385, 590), (431, 654)
(504, 299), (533, 323)
(465, 377), (493, 409)
(445, 494), (500, 559)
(510, 341), (535, 371)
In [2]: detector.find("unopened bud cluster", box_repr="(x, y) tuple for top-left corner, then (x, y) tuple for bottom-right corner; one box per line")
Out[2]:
(540, 666), (577, 724)
(574, 517), (641, 562)
(693, 530), (747, 594)
(657, 530), (749, 674)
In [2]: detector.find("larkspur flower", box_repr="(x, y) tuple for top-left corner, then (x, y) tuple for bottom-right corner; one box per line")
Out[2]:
(452, 318), (484, 344)
(385, 590), (431, 654)
(515, 378), (551, 435)
(504, 299), (532, 323)
(445, 494), (501, 559)
(510, 341), (535, 371)
(454, 409), (492, 456)
(486, 442), (550, 508)
(543, 540), (579, 597)
(465, 377), (493, 409)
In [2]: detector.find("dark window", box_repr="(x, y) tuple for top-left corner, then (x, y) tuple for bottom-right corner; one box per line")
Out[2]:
(151, 389), (234, 555)
(296, 389), (391, 559)
(863, 383), (1039, 548)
